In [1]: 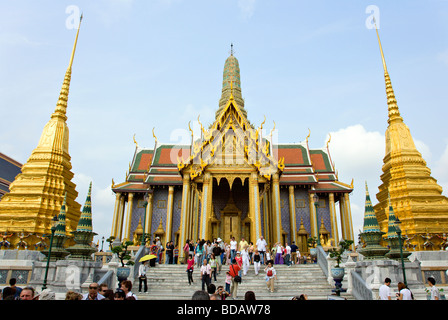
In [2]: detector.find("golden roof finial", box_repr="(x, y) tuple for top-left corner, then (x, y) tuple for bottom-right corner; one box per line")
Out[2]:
(326, 133), (331, 149)
(68, 13), (83, 70)
(306, 128), (311, 144)
(133, 134), (139, 148)
(373, 17), (402, 125)
(52, 13), (82, 120)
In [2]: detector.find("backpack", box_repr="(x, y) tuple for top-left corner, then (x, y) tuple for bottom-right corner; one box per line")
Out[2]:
(267, 268), (273, 277)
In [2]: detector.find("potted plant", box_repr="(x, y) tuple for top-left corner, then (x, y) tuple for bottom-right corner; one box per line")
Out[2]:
(328, 239), (353, 295)
(107, 236), (135, 283)
(307, 236), (318, 262)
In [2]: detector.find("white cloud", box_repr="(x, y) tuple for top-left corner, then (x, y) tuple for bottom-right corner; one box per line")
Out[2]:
(327, 124), (385, 244)
(238, 0), (256, 20)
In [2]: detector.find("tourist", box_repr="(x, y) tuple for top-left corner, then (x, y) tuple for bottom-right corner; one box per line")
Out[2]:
(210, 253), (219, 282)
(264, 261), (277, 293)
(256, 236), (267, 264)
(239, 237), (248, 252)
(192, 290), (210, 300)
(284, 242), (291, 266)
(138, 260), (148, 293)
(235, 251), (243, 278)
(186, 254), (195, 285)
(241, 245), (250, 276)
(396, 282), (413, 300)
(230, 237), (238, 262)
(212, 239), (223, 274)
(65, 290), (83, 300)
(253, 248), (261, 275)
(225, 271), (232, 294)
(35, 288), (55, 300)
(183, 240), (190, 264)
(121, 280), (138, 300)
(274, 242), (284, 265)
(379, 278), (392, 300)
(174, 243), (179, 264)
(165, 241), (172, 264)
(19, 286), (35, 300)
(200, 259), (211, 291)
(114, 289), (126, 300)
(195, 240), (205, 267)
(2, 278), (22, 300)
(244, 290), (256, 300)
(216, 285), (230, 300)
(229, 259), (241, 299)
(248, 242), (254, 264)
(290, 241), (299, 264)
(99, 283), (109, 297)
(82, 282), (105, 300)
(102, 289), (114, 300)
(225, 243), (231, 265)
(427, 277), (441, 300)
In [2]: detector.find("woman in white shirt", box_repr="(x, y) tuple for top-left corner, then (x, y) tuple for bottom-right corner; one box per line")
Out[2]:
(396, 282), (412, 300)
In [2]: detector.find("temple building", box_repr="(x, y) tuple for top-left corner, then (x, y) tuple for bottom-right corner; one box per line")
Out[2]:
(111, 50), (355, 257)
(0, 153), (22, 200)
(372, 26), (448, 251)
(0, 17), (83, 250)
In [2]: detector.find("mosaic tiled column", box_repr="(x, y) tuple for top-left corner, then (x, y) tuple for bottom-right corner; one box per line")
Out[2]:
(145, 193), (153, 238)
(178, 173), (191, 260)
(309, 193), (318, 238)
(111, 192), (121, 239)
(329, 193), (339, 244)
(272, 173), (282, 244)
(288, 186), (297, 244)
(123, 193), (134, 241)
(249, 172), (261, 242)
(166, 186), (174, 242)
(117, 194), (125, 241)
(199, 172), (213, 240)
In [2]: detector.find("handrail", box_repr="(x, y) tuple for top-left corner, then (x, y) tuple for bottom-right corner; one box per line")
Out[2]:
(316, 245), (328, 277)
(350, 270), (373, 300)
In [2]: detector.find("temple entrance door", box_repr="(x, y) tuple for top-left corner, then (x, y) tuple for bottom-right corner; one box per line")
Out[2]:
(220, 191), (242, 243)
(222, 213), (240, 243)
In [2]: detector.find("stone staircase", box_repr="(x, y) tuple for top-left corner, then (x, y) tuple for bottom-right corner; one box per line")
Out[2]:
(135, 263), (354, 300)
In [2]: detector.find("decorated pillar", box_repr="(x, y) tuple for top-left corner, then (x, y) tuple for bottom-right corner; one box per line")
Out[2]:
(272, 173), (282, 244)
(288, 185), (297, 244)
(166, 186), (175, 242)
(117, 194), (125, 240)
(249, 172), (262, 242)
(339, 195), (347, 240)
(111, 192), (121, 238)
(329, 193), (339, 245)
(123, 192), (134, 241)
(199, 172), (213, 240)
(145, 192), (153, 237)
(309, 192), (318, 238)
(178, 173), (191, 260)
(344, 193), (355, 249)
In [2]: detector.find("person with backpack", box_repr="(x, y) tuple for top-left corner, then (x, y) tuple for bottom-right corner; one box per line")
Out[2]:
(264, 261), (277, 293)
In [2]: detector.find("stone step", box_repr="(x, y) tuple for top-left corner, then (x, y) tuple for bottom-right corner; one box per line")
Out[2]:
(133, 263), (353, 300)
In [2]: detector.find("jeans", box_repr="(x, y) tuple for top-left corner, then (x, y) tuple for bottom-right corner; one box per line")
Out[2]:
(202, 274), (210, 291)
(284, 254), (291, 266)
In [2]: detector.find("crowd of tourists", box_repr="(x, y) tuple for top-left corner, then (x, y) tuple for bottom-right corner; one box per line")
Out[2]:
(1, 235), (445, 300)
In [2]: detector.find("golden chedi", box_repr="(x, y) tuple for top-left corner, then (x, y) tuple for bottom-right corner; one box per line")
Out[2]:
(0, 17), (84, 251)
(372, 24), (448, 251)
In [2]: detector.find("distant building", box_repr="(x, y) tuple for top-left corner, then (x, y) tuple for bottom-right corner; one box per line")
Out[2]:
(0, 153), (22, 199)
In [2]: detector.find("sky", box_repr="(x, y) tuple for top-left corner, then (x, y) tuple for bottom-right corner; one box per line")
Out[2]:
(1, 0), (447, 247)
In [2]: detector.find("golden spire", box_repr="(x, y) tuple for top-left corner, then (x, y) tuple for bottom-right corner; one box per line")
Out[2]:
(52, 14), (82, 121)
(373, 18), (403, 125)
